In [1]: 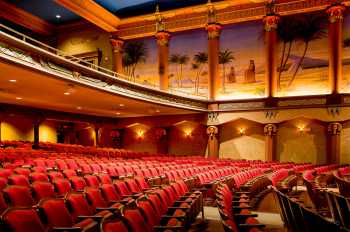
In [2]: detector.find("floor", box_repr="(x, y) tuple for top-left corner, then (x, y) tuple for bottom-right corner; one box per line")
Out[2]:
(190, 207), (286, 232)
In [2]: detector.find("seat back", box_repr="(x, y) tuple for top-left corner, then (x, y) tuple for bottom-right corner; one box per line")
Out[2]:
(114, 181), (131, 196)
(70, 176), (87, 191)
(38, 198), (75, 228)
(100, 184), (121, 203)
(30, 172), (49, 183)
(101, 217), (131, 232)
(123, 202), (152, 232)
(31, 181), (56, 201)
(65, 192), (94, 220)
(1, 207), (47, 232)
(8, 175), (30, 187)
(85, 187), (108, 208)
(84, 175), (100, 187)
(3, 185), (35, 207)
(53, 179), (72, 197)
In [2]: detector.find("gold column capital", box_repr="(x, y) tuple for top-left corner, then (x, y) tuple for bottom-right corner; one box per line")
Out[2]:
(264, 123), (277, 136)
(327, 4), (346, 23)
(155, 31), (171, 46)
(206, 23), (222, 39)
(328, 122), (342, 135)
(263, 15), (280, 32)
(110, 37), (124, 53)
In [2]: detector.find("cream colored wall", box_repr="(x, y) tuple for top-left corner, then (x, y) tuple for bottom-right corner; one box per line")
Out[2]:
(39, 121), (57, 143)
(277, 120), (327, 164)
(341, 127), (350, 164)
(1, 117), (34, 141)
(219, 119), (265, 160)
(57, 27), (113, 70)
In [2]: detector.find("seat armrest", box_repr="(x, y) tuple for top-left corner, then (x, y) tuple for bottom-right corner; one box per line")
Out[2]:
(77, 215), (104, 222)
(239, 223), (265, 228)
(52, 227), (81, 231)
(96, 207), (119, 212)
(154, 225), (184, 232)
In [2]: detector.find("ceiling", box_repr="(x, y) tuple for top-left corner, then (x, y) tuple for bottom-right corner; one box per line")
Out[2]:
(4, 0), (223, 24)
(0, 59), (198, 118)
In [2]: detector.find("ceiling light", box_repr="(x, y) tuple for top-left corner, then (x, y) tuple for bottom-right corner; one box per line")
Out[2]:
(119, 104), (125, 107)
(64, 92), (70, 95)
(155, 109), (160, 113)
(77, 106), (82, 110)
(16, 97), (22, 100)
(9, 80), (16, 83)
(56, 14), (61, 19)
(115, 112), (121, 115)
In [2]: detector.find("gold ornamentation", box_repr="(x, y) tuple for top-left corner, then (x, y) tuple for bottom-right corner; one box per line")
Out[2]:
(328, 122), (342, 135)
(264, 124), (277, 136)
(207, 125), (218, 140)
(155, 31), (171, 46)
(155, 5), (166, 32)
(263, 15), (280, 32)
(327, 4), (346, 23)
(110, 38), (124, 53)
(206, 23), (222, 39)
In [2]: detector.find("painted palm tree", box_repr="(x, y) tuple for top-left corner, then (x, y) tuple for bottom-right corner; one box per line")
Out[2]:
(178, 54), (189, 88)
(276, 16), (300, 89)
(288, 13), (327, 87)
(123, 41), (147, 82)
(193, 52), (208, 94)
(219, 49), (235, 92)
(169, 54), (181, 87)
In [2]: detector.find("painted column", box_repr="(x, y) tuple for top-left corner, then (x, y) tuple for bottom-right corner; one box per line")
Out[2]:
(110, 37), (124, 74)
(264, 124), (277, 161)
(155, 127), (168, 154)
(263, 14), (280, 98)
(327, 4), (346, 94)
(327, 122), (342, 164)
(155, 31), (171, 91)
(94, 127), (100, 147)
(206, 23), (222, 101)
(207, 125), (219, 158)
(32, 118), (44, 149)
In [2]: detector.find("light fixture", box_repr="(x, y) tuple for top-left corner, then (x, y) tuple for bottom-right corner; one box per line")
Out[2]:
(9, 79), (16, 83)
(184, 129), (192, 137)
(137, 130), (145, 139)
(238, 128), (245, 136)
(56, 14), (61, 19)
(115, 112), (121, 115)
(119, 103), (125, 107)
(77, 106), (82, 110)
(15, 97), (22, 100)
(64, 92), (70, 95)
(155, 109), (160, 113)
(297, 125), (311, 134)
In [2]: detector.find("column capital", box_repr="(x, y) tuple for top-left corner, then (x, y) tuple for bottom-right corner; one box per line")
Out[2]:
(264, 123), (277, 136)
(328, 122), (342, 135)
(263, 15), (280, 32)
(206, 23), (222, 39)
(207, 125), (219, 137)
(155, 31), (171, 46)
(327, 4), (346, 23)
(110, 37), (124, 53)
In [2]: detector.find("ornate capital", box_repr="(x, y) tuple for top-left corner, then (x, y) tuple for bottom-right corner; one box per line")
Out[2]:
(155, 31), (171, 46)
(263, 15), (280, 32)
(327, 4), (346, 23)
(207, 126), (218, 140)
(328, 122), (342, 135)
(206, 23), (222, 39)
(264, 124), (277, 136)
(110, 38), (124, 53)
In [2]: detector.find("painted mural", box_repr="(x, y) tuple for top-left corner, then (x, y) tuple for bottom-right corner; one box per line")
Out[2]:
(168, 30), (209, 96)
(341, 14), (350, 93)
(123, 37), (158, 87)
(276, 13), (330, 97)
(219, 21), (266, 100)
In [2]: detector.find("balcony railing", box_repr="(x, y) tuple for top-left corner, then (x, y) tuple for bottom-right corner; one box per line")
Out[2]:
(0, 23), (208, 100)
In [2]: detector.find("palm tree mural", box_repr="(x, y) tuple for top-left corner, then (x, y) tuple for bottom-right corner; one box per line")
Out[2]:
(219, 49), (235, 92)
(123, 41), (147, 82)
(288, 13), (327, 87)
(169, 54), (180, 87)
(178, 54), (189, 87)
(193, 52), (208, 94)
(276, 16), (299, 89)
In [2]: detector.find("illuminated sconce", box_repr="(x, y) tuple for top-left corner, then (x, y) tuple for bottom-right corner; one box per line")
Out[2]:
(137, 130), (145, 139)
(184, 130), (192, 138)
(238, 128), (245, 136)
(297, 125), (311, 134)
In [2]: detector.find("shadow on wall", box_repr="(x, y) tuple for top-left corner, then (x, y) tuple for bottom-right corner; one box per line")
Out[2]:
(219, 118), (265, 160)
(276, 118), (327, 164)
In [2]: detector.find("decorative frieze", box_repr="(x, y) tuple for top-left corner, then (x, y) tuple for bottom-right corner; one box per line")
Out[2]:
(278, 98), (327, 107)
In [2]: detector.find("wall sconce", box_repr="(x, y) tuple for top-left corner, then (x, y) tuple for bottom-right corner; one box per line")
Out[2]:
(184, 130), (192, 138)
(297, 125), (311, 134)
(137, 130), (145, 139)
(238, 128), (245, 136)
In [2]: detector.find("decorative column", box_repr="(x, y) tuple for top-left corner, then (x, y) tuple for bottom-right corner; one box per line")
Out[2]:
(110, 37), (124, 74)
(327, 122), (342, 164)
(155, 127), (168, 154)
(207, 126), (219, 158)
(327, 3), (346, 95)
(155, 32), (171, 91)
(32, 117), (45, 149)
(263, 3), (280, 98)
(94, 127), (100, 147)
(264, 124), (277, 161)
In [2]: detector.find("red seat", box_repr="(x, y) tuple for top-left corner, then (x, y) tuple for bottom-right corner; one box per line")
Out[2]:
(62, 169), (77, 178)
(30, 172), (49, 183)
(84, 175), (100, 187)
(13, 168), (31, 177)
(38, 198), (98, 231)
(3, 185), (35, 207)
(125, 178), (141, 193)
(48, 171), (64, 181)
(31, 181), (56, 201)
(0, 168), (12, 179)
(70, 176), (87, 191)
(53, 178), (72, 197)
(0, 177), (8, 190)
(8, 174), (30, 187)
(123, 202), (152, 232)
(84, 187), (123, 210)
(1, 207), (47, 232)
(101, 217), (132, 232)
(0, 192), (8, 215)
(97, 174), (112, 184)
